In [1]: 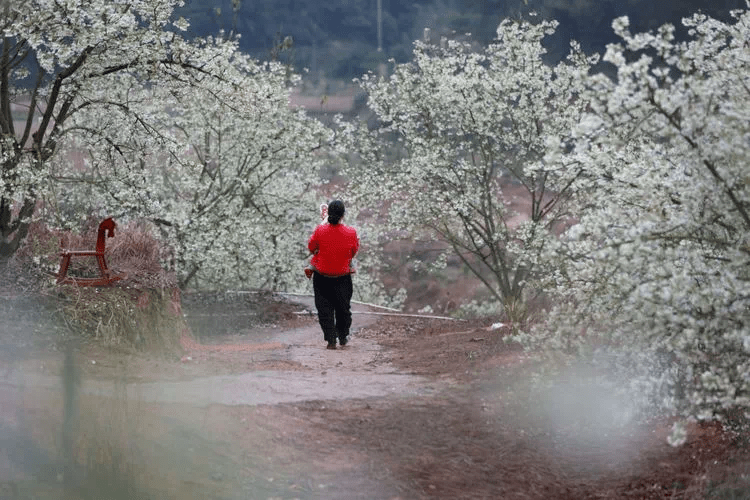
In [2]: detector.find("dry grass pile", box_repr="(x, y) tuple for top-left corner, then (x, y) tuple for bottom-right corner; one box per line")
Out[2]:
(57, 217), (176, 289)
(1, 221), (62, 293)
(51, 219), (184, 351)
(106, 222), (177, 289)
(3, 218), (186, 352)
(2, 218), (176, 291)
(56, 286), (185, 352)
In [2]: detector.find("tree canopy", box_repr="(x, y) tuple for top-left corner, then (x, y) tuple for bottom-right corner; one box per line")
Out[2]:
(0, 0), (330, 291)
(336, 18), (597, 317)
(339, 6), (750, 431)
(516, 9), (750, 435)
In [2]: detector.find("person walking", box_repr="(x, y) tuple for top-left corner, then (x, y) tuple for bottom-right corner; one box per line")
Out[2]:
(307, 200), (359, 350)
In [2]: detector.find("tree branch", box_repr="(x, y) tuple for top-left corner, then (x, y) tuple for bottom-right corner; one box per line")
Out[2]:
(650, 94), (750, 231)
(36, 47), (93, 152)
(0, 38), (13, 137)
(20, 69), (43, 150)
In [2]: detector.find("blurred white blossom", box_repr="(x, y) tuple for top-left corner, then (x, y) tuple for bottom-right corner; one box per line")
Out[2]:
(519, 7), (750, 432)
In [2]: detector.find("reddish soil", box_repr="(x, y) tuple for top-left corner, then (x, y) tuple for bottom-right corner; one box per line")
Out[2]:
(313, 317), (750, 499)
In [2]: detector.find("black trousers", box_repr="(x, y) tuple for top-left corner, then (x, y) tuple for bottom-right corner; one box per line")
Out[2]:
(312, 272), (353, 343)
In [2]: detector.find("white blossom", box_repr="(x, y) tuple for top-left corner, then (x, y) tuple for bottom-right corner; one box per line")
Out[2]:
(336, 19), (597, 318)
(522, 6), (750, 430)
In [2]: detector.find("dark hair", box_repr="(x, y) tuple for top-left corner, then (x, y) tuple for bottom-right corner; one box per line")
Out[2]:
(327, 199), (345, 225)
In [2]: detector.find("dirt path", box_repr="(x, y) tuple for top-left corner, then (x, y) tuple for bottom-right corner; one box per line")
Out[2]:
(2, 299), (443, 407)
(1, 294), (749, 500)
(0, 295), (446, 500)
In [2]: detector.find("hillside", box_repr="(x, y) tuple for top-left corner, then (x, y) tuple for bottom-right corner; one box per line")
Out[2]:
(175, 0), (748, 82)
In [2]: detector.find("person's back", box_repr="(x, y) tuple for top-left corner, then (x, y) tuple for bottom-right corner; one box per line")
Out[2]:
(307, 199), (358, 349)
(308, 222), (358, 276)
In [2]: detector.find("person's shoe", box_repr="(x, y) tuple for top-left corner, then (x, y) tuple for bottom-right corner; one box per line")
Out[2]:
(339, 336), (348, 346)
(326, 342), (337, 350)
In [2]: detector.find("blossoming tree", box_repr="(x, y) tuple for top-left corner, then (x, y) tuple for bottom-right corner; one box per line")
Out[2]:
(54, 54), (330, 289)
(336, 19), (597, 317)
(520, 8), (750, 432)
(0, 0), (334, 290)
(0, 2), (247, 254)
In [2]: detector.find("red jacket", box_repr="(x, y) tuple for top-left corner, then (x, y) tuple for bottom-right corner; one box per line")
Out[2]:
(308, 223), (359, 276)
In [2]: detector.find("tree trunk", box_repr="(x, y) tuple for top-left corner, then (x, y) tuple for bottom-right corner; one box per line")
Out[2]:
(0, 196), (35, 259)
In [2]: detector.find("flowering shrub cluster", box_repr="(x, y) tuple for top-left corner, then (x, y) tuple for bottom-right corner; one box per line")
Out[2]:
(55, 54), (330, 290)
(523, 10), (750, 428)
(0, 0), (336, 291)
(335, 19), (597, 319)
(341, 9), (750, 428)
(1, 0), (213, 258)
